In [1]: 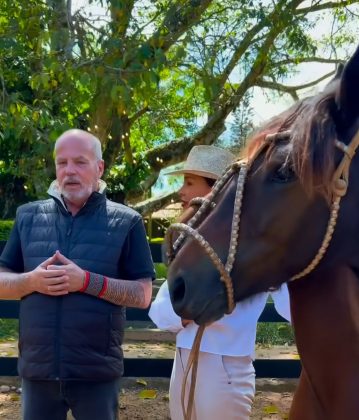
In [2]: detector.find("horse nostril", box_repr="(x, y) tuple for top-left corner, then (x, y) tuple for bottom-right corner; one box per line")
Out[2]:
(172, 276), (186, 303)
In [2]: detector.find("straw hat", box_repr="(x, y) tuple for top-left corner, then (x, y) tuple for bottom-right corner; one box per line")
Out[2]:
(165, 145), (236, 180)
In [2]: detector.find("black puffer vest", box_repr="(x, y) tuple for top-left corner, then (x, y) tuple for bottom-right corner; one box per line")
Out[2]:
(15, 191), (141, 380)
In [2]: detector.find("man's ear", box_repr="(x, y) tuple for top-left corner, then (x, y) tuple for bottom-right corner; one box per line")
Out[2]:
(98, 160), (105, 178)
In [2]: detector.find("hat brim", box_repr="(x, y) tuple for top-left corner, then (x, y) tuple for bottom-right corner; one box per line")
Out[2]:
(164, 169), (219, 180)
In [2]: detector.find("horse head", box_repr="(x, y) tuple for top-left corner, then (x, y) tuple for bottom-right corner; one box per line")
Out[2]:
(167, 45), (359, 325)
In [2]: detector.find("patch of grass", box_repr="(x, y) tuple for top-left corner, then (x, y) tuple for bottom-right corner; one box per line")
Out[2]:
(0, 319), (18, 341)
(0, 220), (14, 241)
(256, 322), (295, 346)
(149, 237), (164, 244)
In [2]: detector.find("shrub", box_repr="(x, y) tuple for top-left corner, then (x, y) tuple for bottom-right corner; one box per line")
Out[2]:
(0, 319), (18, 341)
(154, 263), (167, 279)
(0, 220), (14, 241)
(256, 322), (295, 346)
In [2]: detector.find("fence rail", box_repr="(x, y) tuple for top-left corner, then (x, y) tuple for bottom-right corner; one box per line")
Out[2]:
(0, 240), (301, 378)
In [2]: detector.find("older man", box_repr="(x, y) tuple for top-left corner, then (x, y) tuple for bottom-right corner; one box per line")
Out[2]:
(0, 129), (155, 420)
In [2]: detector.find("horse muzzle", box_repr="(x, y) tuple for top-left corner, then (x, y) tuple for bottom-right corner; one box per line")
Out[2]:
(168, 273), (228, 325)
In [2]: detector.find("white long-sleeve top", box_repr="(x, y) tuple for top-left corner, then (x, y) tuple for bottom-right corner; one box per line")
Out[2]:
(149, 281), (291, 358)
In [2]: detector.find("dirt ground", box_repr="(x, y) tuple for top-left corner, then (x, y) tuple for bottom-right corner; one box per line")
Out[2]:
(0, 377), (296, 420)
(0, 342), (298, 419)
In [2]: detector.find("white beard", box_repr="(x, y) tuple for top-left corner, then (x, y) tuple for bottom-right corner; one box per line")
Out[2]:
(60, 184), (94, 207)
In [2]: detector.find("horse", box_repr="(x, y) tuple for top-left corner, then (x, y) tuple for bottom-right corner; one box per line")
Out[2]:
(166, 44), (359, 420)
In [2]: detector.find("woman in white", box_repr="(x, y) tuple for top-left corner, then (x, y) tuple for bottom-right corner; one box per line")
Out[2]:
(149, 145), (291, 420)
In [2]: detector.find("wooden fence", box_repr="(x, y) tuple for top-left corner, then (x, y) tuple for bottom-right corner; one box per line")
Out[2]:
(0, 241), (301, 378)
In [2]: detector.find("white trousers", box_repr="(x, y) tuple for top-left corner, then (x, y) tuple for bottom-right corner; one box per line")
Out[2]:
(169, 348), (255, 420)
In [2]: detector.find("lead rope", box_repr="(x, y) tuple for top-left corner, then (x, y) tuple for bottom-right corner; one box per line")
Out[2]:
(168, 139), (274, 420)
(180, 325), (206, 420)
(168, 129), (359, 420)
(166, 163), (247, 420)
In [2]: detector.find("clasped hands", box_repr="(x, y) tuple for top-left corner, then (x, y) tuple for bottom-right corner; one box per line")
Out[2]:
(27, 251), (84, 296)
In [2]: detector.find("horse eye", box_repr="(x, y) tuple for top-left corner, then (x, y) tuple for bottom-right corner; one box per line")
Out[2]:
(271, 165), (296, 183)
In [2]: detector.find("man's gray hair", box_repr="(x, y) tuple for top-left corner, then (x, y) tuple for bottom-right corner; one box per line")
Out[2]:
(89, 134), (102, 160)
(54, 129), (103, 160)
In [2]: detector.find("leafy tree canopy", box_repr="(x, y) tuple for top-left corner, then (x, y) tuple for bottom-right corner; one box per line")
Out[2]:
(1, 0), (358, 217)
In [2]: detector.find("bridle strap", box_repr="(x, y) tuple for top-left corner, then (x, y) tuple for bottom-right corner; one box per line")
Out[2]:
(168, 128), (359, 295)
(169, 128), (359, 420)
(290, 197), (340, 280)
(168, 163), (240, 260)
(166, 163), (248, 314)
(168, 223), (236, 313)
(291, 129), (359, 280)
(332, 130), (359, 196)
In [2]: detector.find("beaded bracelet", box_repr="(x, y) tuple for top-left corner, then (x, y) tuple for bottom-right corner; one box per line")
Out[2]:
(80, 271), (108, 297)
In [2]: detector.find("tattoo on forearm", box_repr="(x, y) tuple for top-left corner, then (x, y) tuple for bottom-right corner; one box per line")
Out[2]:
(0, 268), (28, 298)
(102, 278), (149, 308)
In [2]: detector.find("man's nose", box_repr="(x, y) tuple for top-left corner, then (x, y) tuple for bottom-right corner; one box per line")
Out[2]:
(64, 162), (76, 174)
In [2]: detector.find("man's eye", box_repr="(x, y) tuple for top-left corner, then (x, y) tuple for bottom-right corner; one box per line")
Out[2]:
(271, 165), (296, 183)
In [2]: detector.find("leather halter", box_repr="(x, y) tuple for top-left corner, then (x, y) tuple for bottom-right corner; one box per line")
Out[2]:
(167, 128), (359, 311)
(166, 129), (359, 420)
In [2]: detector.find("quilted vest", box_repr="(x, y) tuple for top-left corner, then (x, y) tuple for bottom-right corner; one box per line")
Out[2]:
(15, 191), (141, 380)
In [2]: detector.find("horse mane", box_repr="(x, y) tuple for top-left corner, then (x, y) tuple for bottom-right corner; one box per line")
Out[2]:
(241, 84), (339, 200)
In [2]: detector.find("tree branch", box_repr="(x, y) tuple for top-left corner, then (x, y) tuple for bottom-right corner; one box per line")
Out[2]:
(129, 106), (150, 124)
(273, 57), (344, 67)
(126, 128), (222, 201)
(255, 70), (336, 96)
(152, 0), (214, 52)
(130, 191), (178, 216)
(129, 0), (306, 200)
(295, 0), (359, 15)
(215, 0), (303, 105)
(109, 0), (135, 39)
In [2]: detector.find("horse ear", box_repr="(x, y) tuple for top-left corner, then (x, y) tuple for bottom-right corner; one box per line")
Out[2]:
(335, 45), (359, 126)
(333, 63), (344, 80)
(324, 63), (344, 90)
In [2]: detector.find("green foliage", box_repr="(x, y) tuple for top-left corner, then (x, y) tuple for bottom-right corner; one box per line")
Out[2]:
(154, 263), (167, 279)
(256, 322), (295, 346)
(0, 220), (14, 241)
(229, 92), (254, 149)
(106, 153), (152, 196)
(0, 319), (18, 342)
(1, 0), (358, 217)
(150, 237), (165, 244)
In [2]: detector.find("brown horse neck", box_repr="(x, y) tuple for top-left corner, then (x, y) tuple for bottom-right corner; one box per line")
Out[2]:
(288, 265), (359, 419)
